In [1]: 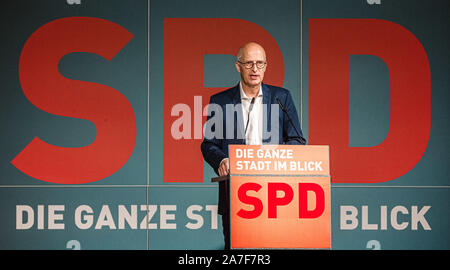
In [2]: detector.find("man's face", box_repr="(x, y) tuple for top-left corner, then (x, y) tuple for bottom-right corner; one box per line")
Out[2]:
(236, 45), (267, 89)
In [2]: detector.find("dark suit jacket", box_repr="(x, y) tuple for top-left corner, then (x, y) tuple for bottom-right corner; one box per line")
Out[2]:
(200, 83), (306, 215)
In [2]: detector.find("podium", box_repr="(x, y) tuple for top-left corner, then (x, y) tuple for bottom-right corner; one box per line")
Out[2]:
(212, 145), (331, 249)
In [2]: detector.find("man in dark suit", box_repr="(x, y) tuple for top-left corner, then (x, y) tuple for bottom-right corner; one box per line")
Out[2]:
(200, 42), (306, 249)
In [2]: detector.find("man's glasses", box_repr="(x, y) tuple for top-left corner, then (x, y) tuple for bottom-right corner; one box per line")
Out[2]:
(237, 60), (267, 69)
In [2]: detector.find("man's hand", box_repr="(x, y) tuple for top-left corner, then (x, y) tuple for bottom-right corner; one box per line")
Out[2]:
(218, 158), (230, 176)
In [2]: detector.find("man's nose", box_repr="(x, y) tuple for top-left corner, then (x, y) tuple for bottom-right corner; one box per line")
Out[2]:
(251, 64), (258, 72)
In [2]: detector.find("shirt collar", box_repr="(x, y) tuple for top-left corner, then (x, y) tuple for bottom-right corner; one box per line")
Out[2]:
(239, 81), (263, 100)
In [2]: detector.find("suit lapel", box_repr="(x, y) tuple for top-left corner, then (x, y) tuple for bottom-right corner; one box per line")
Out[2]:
(231, 84), (241, 105)
(262, 83), (272, 144)
(230, 84), (245, 144)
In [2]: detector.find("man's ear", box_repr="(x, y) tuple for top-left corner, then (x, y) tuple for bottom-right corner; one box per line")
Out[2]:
(235, 62), (241, 73)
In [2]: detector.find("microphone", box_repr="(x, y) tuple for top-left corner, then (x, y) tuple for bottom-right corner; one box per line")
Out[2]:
(276, 98), (306, 144)
(244, 97), (256, 135)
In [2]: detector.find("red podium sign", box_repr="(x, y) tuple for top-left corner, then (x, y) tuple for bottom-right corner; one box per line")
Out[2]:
(228, 145), (331, 249)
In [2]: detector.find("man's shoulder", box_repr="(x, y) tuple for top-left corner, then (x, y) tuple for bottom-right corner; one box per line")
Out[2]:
(263, 84), (291, 96)
(208, 83), (292, 102)
(209, 85), (239, 102)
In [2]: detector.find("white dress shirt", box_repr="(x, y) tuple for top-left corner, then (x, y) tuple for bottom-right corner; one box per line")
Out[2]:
(218, 82), (264, 171)
(239, 82), (263, 145)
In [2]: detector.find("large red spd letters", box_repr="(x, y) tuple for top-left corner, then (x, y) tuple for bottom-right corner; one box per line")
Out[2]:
(14, 17), (136, 184)
(13, 18), (430, 184)
(309, 19), (431, 183)
(163, 18), (284, 182)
